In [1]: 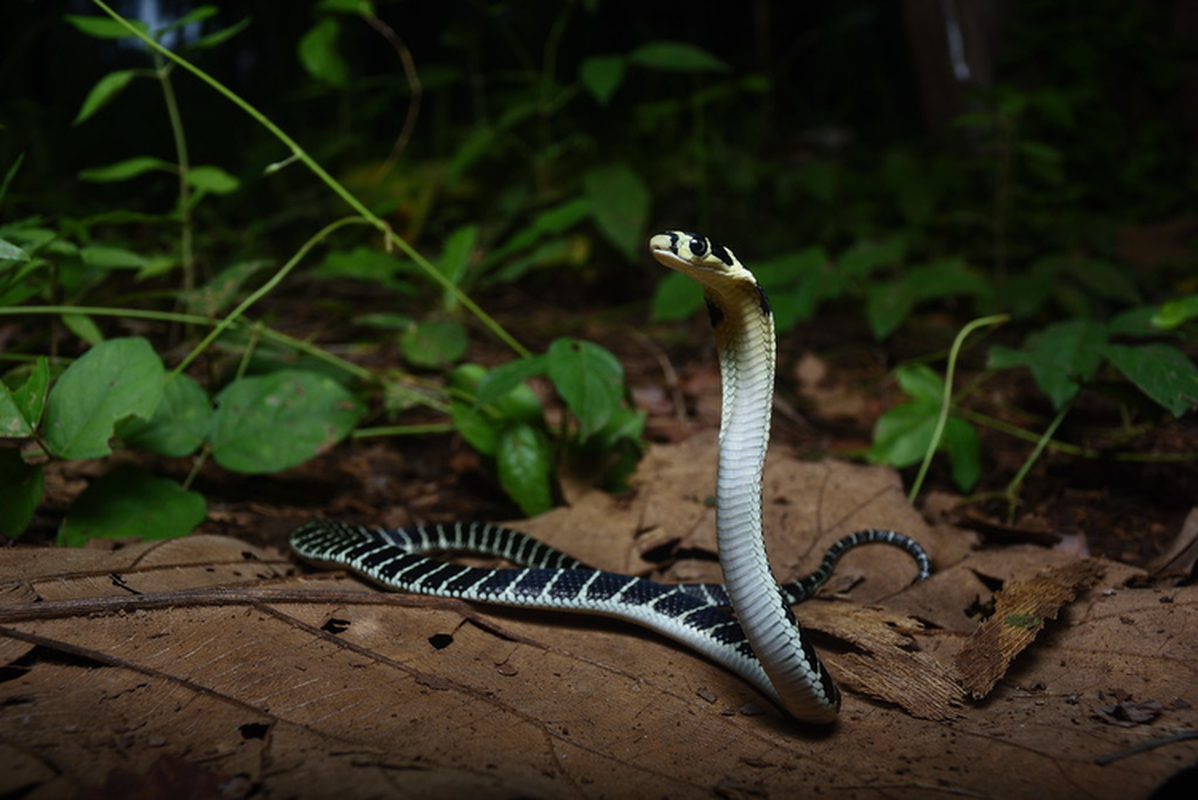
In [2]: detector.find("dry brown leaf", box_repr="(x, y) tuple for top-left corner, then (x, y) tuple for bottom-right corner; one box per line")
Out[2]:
(3, 444), (1198, 797)
(955, 559), (1106, 699)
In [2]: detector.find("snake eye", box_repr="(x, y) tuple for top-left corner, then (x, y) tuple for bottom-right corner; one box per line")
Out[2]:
(688, 237), (708, 257)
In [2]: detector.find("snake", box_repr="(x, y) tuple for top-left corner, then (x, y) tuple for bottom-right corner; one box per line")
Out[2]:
(291, 230), (930, 724)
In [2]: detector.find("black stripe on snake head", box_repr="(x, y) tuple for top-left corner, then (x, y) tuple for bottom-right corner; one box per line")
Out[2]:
(709, 240), (733, 267)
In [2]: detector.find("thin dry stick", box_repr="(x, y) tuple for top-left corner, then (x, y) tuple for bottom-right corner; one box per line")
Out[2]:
(361, 7), (422, 176)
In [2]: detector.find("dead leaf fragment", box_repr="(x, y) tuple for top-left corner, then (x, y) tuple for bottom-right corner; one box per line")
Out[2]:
(955, 559), (1106, 699)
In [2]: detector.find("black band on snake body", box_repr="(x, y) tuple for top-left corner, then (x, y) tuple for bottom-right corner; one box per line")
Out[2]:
(291, 230), (932, 724)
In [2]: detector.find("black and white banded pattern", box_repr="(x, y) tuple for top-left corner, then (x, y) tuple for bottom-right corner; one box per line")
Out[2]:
(290, 519), (929, 712)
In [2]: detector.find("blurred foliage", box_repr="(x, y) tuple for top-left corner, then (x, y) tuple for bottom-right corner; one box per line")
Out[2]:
(0, 0), (1195, 540)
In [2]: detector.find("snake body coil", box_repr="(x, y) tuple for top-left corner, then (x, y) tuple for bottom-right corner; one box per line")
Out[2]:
(291, 231), (930, 724)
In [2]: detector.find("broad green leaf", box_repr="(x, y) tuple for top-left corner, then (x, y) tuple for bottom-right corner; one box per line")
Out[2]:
(10, 357), (49, 431)
(944, 417), (981, 491)
(0, 450), (43, 539)
(760, 248), (840, 330)
(450, 401), (501, 456)
(496, 423), (553, 516)
(1152, 295), (1198, 330)
(298, 18), (348, 87)
(1104, 343), (1198, 417)
(210, 370), (364, 473)
(452, 363), (542, 424)
(64, 15), (150, 40)
(487, 197), (592, 263)
(908, 258), (988, 300)
(838, 239), (905, 277)
(869, 400), (938, 468)
(163, 5), (218, 32)
(81, 245), (149, 270)
(1066, 257), (1141, 303)
(629, 41), (728, 73)
(987, 320), (1108, 409)
(186, 166), (240, 194)
(79, 156), (174, 182)
(580, 55), (625, 105)
(400, 320), (468, 369)
(61, 313), (103, 345)
(315, 246), (414, 292)
(0, 238), (29, 261)
(865, 279), (917, 340)
(583, 163), (648, 262)
(546, 338), (624, 439)
(1107, 306), (1160, 337)
(649, 270), (704, 322)
(476, 355), (548, 408)
(58, 467), (206, 546)
(74, 69), (138, 125)
(44, 338), (166, 459)
(895, 364), (945, 404)
(117, 374), (211, 457)
(354, 312), (414, 330)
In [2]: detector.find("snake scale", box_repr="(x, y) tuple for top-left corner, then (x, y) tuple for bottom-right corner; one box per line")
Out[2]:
(291, 230), (930, 724)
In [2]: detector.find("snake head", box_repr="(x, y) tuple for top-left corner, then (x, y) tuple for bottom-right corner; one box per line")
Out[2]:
(649, 230), (742, 277)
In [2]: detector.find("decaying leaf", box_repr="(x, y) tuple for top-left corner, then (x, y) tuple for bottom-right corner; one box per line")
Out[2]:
(955, 558), (1106, 698)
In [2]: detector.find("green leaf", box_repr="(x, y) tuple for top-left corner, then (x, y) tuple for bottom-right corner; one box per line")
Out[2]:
(756, 247), (839, 330)
(1103, 343), (1198, 417)
(186, 166), (240, 194)
(987, 320), (1108, 409)
(400, 320), (468, 369)
(184, 260), (274, 316)
(315, 246), (414, 292)
(649, 270), (704, 322)
(61, 313), (104, 345)
(210, 370), (363, 473)
(80, 245), (149, 270)
(583, 163), (648, 262)
(895, 364), (945, 404)
(944, 417), (981, 491)
(74, 69), (138, 125)
(865, 279), (917, 340)
(0, 450), (43, 539)
(44, 338), (166, 459)
(0, 384), (34, 437)
(79, 156), (174, 182)
(580, 55), (626, 105)
(117, 374), (211, 457)
(437, 224), (478, 289)
(869, 401), (939, 468)
(838, 239), (905, 277)
(450, 401), (501, 456)
(1152, 295), (1198, 330)
(1065, 257), (1141, 303)
(476, 356), (548, 407)
(10, 357), (49, 432)
(64, 15), (150, 40)
(0, 238), (29, 261)
(185, 15), (251, 52)
(298, 18), (348, 87)
(354, 312), (414, 330)
(629, 41), (729, 73)
(59, 467), (206, 547)
(546, 338), (624, 439)
(496, 423), (553, 516)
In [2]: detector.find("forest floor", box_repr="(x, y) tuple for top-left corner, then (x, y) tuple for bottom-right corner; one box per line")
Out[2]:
(3, 291), (1197, 798)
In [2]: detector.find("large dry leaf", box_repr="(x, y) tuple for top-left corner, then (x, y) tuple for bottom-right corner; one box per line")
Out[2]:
(2, 441), (1197, 797)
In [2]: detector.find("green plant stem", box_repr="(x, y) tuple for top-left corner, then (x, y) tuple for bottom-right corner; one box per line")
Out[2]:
(1005, 401), (1070, 522)
(352, 423), (454, 438)
(173, 216), (370, 376)
(0, 305), (373, 383)
(953, 406), (1198, 463)
(908, 313), (1009, 503)
(154, 54), (194, 299)
(90, 0), (530, 360)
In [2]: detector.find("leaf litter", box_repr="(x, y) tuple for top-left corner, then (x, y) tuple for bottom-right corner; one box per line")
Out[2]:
(1, 437), (1196, 798)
